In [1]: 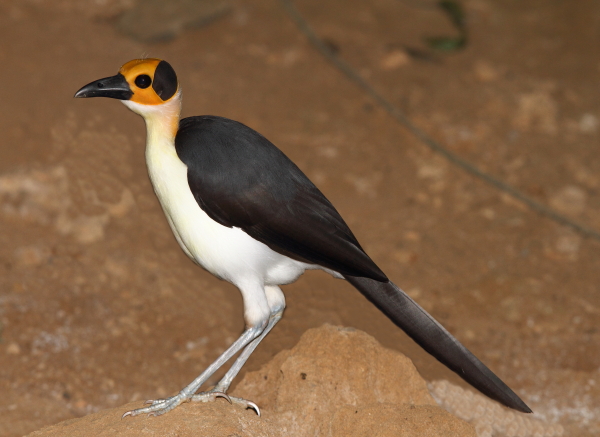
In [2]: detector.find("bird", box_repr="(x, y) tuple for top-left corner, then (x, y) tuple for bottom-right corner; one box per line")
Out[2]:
(74, 58), (532, 417)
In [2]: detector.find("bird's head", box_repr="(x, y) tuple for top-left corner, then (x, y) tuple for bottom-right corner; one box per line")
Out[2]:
(75, 59), (181, 131)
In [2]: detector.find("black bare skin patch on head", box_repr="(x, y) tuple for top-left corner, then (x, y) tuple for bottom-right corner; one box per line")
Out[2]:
(152, 60), (178, 101)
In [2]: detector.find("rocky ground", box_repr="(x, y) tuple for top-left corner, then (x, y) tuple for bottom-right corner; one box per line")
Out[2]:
(0, 1), (599, 436)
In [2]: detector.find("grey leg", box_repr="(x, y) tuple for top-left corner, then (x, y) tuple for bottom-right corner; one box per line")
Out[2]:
(216, 307), (283, 392)
(122, 321), (267, 417)
(189, 308), (284, 415)
(189, 285), (286, 415)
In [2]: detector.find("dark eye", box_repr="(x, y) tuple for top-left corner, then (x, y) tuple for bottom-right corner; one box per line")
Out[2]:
(135, 74), (152, 89)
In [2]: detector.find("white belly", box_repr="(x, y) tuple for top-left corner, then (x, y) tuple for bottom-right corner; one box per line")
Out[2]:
(145, 138), (313, 287)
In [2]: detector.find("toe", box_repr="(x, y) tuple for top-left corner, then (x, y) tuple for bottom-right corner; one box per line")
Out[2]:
(122, 394), (186, 417)
(230, 397), (261, 416)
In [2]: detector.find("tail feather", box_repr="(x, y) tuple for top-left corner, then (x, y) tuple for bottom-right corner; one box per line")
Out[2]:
(344, 275), (532, 413)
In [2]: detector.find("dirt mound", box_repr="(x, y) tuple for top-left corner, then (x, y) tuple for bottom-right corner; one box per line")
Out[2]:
(26, 325), (474, 437)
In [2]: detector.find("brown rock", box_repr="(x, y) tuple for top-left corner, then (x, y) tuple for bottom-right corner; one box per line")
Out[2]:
(332, 404), (476, 437)
(25, 401), (275, 437)
(234, 324), (471, 437)
(26, 325), (473, 437)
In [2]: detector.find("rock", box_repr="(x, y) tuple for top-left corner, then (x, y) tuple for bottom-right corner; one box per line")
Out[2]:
(26, 325), (474, 437)
(25, 401), (275, 437)
(332, 404), (475, 437)
(233, 324), (472, 437)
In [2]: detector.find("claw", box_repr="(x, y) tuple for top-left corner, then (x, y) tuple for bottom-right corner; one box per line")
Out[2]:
(123, 390), (260, 418)
(143, 397), (171, 407)
(245, 400), (260, 417)
(121, 393), (187, 417)
(214, 392), (232, 404)
(224, 396), (261, 416)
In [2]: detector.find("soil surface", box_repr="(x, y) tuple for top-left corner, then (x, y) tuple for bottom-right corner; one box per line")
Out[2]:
(1, 1), (599, 436)
(24, 326), (479, 437)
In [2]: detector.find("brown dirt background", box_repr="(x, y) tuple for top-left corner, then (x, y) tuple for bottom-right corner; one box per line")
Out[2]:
(0, 0), (599, 435)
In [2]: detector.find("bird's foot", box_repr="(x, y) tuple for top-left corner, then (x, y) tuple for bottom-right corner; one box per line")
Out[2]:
(191, 390), (261, 416)
(122, 389), (259, 418)
(122, 391), (196, 417)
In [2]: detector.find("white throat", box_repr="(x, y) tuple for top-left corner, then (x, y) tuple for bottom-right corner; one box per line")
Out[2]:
(122, 90), (182, 145)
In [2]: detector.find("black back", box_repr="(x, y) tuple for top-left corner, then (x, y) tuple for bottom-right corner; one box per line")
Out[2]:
(175, 116), (387, 281)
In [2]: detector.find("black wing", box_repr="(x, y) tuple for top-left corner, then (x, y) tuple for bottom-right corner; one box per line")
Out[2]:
(175, 116), (387, 281)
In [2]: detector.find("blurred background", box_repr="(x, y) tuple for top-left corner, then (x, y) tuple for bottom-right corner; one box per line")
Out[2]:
(0, 0), (599, 435)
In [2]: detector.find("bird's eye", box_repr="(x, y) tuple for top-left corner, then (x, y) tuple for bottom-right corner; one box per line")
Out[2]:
(135, 74), (152, 89)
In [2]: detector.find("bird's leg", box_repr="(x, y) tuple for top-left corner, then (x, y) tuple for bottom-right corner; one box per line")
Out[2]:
(190, 286), (285, 415)
(215, 309), (283, 391)
(122, 320), (267, 417)
(189, 307), (284, 415)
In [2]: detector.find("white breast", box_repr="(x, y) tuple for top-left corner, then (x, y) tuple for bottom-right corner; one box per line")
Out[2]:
(144, 133), (314, 288)
(123, 97), (323, 289)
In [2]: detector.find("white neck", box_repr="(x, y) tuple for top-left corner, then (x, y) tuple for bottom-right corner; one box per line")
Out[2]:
(122, 90), (182, 147)
(122, 91), (185, 203)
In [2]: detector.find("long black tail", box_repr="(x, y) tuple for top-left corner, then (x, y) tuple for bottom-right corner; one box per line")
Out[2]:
(344, 275), (532, 413)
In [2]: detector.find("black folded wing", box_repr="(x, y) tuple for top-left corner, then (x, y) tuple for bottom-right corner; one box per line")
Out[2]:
(175, 115), (387, 282)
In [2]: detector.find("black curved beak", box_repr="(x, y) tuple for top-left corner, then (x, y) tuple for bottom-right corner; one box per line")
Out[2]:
(74, 73), (133, 100)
